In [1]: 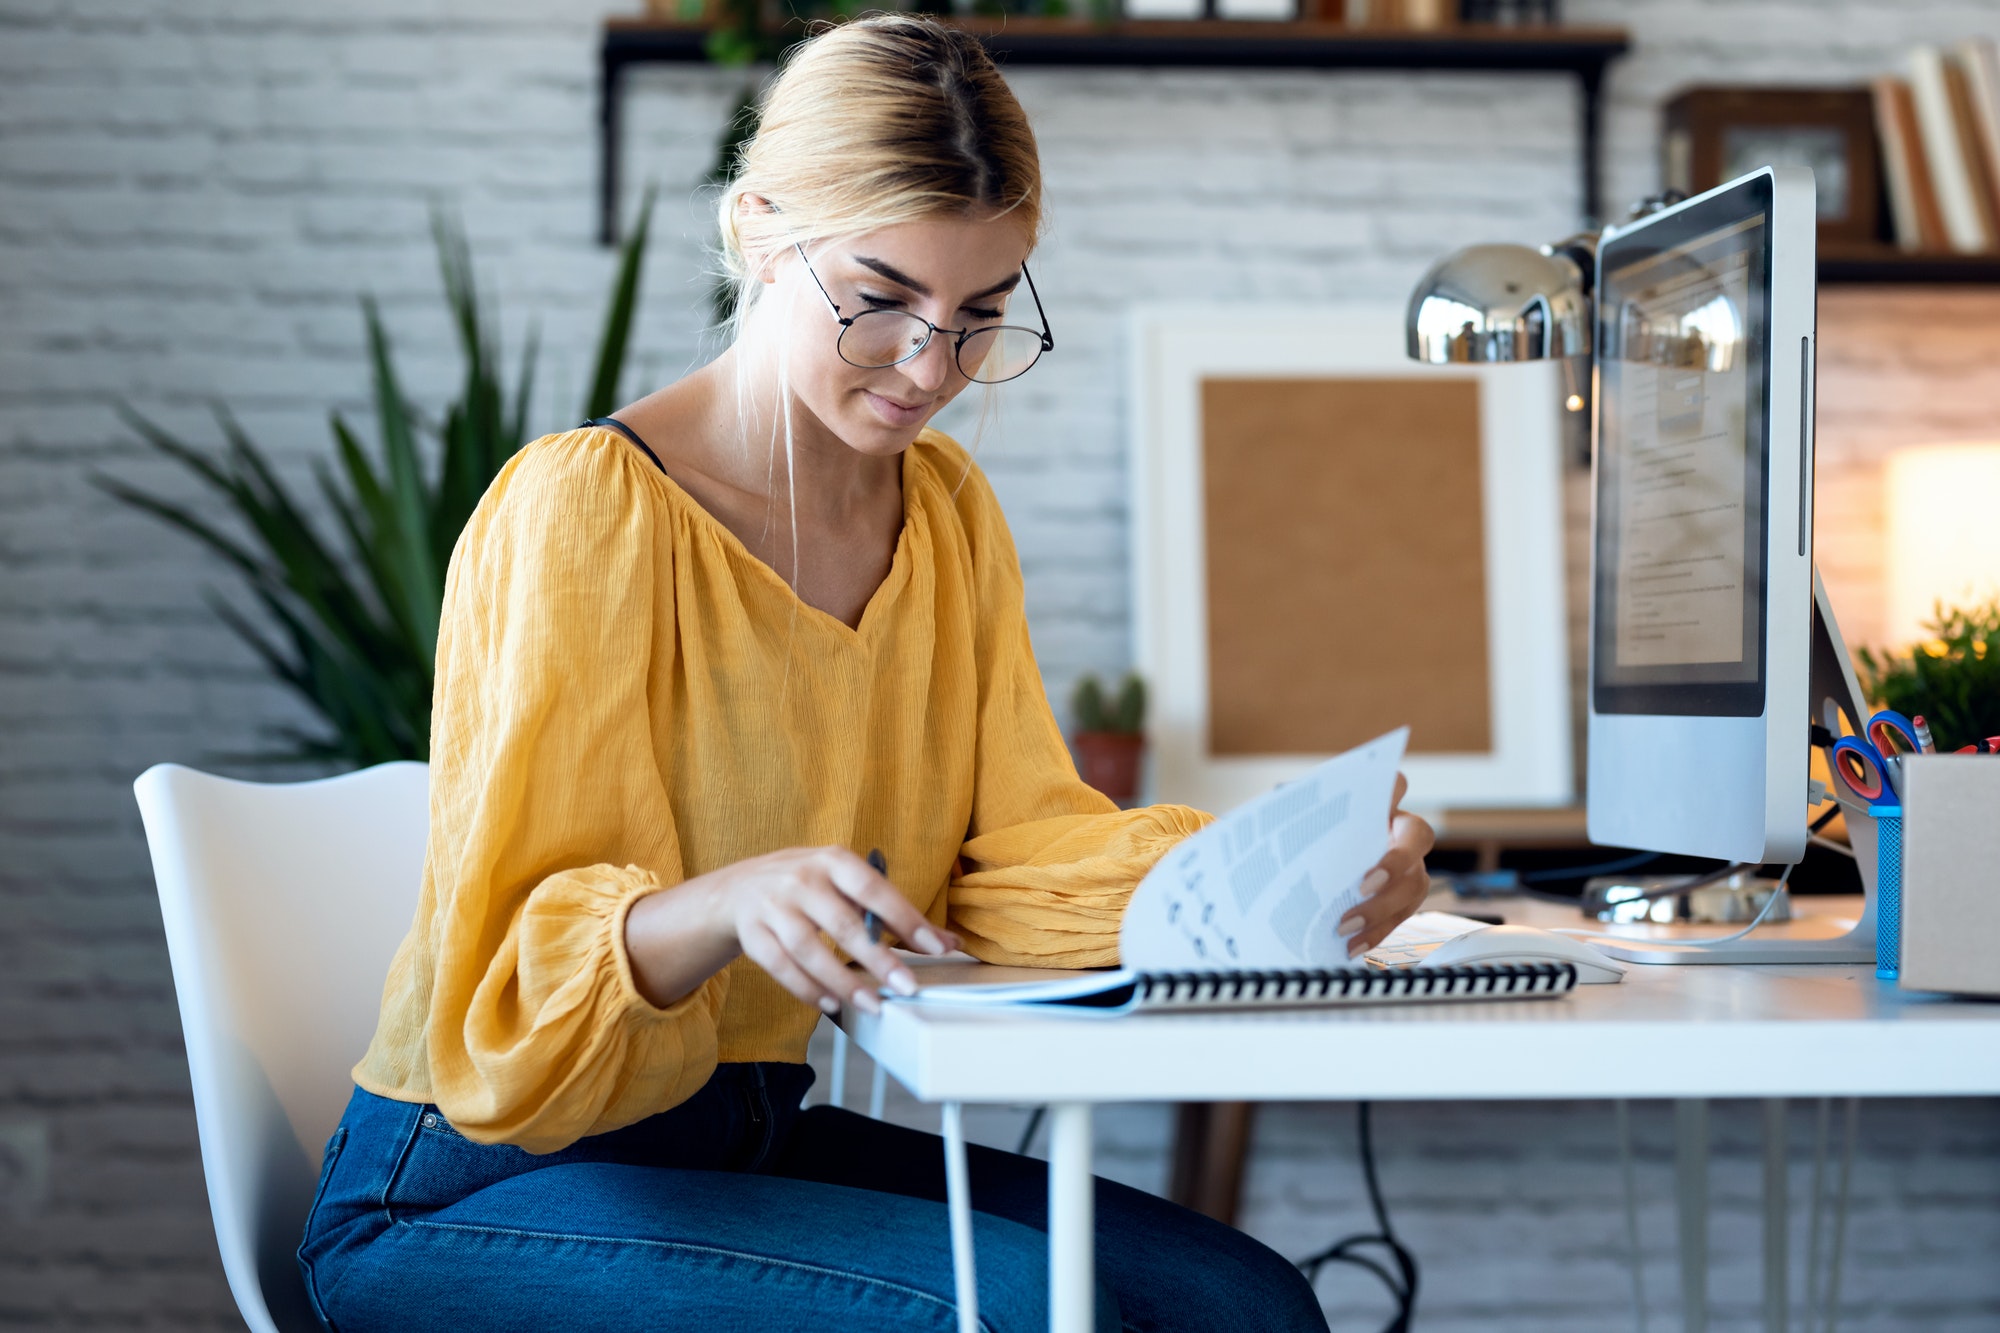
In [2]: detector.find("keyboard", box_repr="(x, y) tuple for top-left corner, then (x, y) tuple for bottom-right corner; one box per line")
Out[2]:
(1364, 911), (1494, 969)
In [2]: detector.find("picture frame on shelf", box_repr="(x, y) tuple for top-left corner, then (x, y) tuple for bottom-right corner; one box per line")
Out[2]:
(1127, 306), (1572, 816)
(1663, 87), (1882, 245)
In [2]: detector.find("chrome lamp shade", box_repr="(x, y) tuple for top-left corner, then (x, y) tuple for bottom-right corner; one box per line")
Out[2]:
(1406, 243), (1591, 365)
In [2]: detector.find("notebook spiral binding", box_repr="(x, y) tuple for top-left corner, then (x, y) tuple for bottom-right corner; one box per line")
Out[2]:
(1129, 962), (1577, 1010)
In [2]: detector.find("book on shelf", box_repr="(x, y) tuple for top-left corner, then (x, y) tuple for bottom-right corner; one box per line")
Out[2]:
(1907, 44), (1999, 253)
(1875, 75), (1949, 251)
(1954, 37), (2000, 246)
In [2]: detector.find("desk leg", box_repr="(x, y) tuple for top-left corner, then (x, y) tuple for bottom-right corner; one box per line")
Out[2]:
(1168, 1102), (1256, 1225)
(1048, 1102), (1095, 1333)
(828, 1026), (848, 1110)
(1675, 1099), (1709, 1333)
(942, 1102), (980, 1333)
(1763, 1098), (1788, 1333)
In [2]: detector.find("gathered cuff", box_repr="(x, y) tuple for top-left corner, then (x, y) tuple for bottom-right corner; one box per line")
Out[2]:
(428, 862), (727, 1153)
(950, 804), (1213, 968)
(606, 872), (715, 1021)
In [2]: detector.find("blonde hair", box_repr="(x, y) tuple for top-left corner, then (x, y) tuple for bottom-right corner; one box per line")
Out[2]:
(716, 14), (1044, 327)
(710, 14), (1039, 635)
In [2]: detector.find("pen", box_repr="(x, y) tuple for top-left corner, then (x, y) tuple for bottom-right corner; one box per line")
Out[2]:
(864, 849), (887, 945)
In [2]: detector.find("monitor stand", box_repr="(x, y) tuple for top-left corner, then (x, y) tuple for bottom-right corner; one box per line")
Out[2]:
(1584, 572), (1879, 966)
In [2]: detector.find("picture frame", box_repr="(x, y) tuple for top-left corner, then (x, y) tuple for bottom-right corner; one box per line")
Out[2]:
(1662, 86), (1882, 244)
(1128, 306), (1572, 816)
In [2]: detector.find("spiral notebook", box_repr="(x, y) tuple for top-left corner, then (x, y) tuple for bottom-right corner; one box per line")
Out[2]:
(902, 729), (1577, 1014)
(898, 957), (1576, 1013)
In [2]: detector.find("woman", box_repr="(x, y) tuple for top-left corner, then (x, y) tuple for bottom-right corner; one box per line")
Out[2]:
(298, 16), (1434, 1332)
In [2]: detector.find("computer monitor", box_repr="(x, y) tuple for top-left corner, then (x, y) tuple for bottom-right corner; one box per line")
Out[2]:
(1587, 165), (1817, 866)
(1585, 166), (1881, 965)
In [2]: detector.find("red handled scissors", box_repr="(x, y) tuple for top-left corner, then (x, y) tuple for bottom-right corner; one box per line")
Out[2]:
(1829, 710), (1921, 804)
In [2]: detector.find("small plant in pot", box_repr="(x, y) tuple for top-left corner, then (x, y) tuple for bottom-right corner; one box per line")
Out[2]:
(1857, 596), (2000, 752)
(1070, 672), (1147, 805)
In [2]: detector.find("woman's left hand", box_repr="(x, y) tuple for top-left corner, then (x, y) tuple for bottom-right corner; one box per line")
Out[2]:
(1337, 773), (1436, 958)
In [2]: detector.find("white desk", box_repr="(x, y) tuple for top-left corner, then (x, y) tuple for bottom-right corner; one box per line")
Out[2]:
(842, 895), (2000, 1333)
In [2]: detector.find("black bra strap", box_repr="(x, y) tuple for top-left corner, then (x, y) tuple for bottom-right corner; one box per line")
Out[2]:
(581, 416), (667, 475)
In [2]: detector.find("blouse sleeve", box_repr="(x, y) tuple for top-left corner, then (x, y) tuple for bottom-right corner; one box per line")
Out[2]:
(421, 432), (723, 1153)
(945, 471), (1211, 969)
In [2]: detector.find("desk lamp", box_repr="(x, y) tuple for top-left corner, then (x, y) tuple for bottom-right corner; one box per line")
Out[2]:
(1406, 229), (1608, 430)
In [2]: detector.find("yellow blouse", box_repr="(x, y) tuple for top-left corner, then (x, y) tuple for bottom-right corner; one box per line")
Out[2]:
(353, 424), (1208, 1153)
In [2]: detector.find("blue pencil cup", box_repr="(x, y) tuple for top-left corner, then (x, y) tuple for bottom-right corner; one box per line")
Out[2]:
(1870, 803), (1903, 980)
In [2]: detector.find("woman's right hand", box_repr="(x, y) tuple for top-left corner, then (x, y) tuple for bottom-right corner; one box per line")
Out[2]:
(623, 847), (960, 1016)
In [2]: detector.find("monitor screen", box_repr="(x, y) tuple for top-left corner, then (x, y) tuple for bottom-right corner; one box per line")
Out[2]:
(1592, 174), (1773, 716)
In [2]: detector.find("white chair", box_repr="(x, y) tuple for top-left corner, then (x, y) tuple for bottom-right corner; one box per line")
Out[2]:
(135, 762), (429, 1333)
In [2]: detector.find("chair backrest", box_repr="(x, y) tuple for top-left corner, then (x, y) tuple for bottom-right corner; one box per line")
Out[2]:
(135, 761), (429, 1333)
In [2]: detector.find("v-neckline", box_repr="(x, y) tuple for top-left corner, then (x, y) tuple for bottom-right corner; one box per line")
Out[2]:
(593, 421), (919, 643)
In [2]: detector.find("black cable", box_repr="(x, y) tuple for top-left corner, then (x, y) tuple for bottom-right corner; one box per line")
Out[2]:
(1518, 849), (1662, 884)
(1297, 1103), (1419, 1333)
(1510, 882), (1609, 906)
(1016, 1106), (1044, 1156)
(1581, 859), (1755, 906)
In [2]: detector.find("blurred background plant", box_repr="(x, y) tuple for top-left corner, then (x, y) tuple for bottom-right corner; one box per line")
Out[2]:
(1071, 671), (1146, 736)
(1069, 671), (1147, 804)
(97, 197), (655, 767)
(1858, 596), (2000, 752)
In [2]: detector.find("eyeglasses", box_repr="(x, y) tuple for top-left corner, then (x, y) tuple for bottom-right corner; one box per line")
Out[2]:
(794, 243), (1054, 385)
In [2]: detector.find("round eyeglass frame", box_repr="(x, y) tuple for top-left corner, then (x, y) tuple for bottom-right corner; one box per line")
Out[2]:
(794, 243), (1055, 385)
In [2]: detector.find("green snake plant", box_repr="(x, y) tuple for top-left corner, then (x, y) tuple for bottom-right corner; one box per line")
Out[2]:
(100, 198), (655, 766)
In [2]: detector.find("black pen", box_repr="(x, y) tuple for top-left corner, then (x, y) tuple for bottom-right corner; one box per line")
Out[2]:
(864, 848), (887, 945)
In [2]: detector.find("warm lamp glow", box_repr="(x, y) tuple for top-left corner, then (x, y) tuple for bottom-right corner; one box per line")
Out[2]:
(1886, 443), (2000, 647)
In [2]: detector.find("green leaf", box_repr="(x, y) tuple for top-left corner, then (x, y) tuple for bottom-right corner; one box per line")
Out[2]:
(1070, 675), (1106, 733)
(1112, 673), (1147, 735)
(583, 187), (656, 421)
(363, 295), (443, 661)
(508, 319), (540, 457)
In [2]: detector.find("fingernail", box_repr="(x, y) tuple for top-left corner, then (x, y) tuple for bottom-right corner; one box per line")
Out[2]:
(888, 969), (918, 996)
(915, 927), (947, 954)
(852, 988), (882, 1015)
(818, 995), (840, 1015)
(1361, 869), (1389, 897)
(1338, 914), (1365, 938)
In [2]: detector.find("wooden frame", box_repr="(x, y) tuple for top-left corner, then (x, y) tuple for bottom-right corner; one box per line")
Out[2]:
(1128, 306), (1572, 816)
(1662, 86), (1882, 245)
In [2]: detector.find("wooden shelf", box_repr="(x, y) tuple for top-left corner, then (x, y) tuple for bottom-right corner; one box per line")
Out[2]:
(602, 17), (1629, 67)
(598, 18), (1631, 242)
(1819, 245), (2000, 284)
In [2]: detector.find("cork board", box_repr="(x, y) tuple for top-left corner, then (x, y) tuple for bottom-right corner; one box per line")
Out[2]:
(1201, 376), (1492, 756)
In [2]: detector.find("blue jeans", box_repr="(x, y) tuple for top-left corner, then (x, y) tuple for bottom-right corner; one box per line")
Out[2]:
(299, 1066), (1327, 1332)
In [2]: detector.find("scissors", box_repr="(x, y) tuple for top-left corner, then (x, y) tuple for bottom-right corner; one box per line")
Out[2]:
(1829, 710), (1921, 804)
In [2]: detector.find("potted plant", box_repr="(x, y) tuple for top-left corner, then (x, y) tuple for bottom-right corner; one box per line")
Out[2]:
(98, 202), (654, 766)
(1857, 596), (2000, 752)
(1070, 672), (1147, 805)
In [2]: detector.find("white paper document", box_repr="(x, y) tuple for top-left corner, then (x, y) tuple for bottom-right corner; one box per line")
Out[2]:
(1118, 727), (1410, 970)
(904, 728), (1412, 1009)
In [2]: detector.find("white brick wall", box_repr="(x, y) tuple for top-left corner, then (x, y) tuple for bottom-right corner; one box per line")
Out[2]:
(4, 0), (1999, 1326)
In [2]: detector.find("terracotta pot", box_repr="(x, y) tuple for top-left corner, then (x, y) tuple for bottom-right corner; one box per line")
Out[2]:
(1073, 731), (1145, 804)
